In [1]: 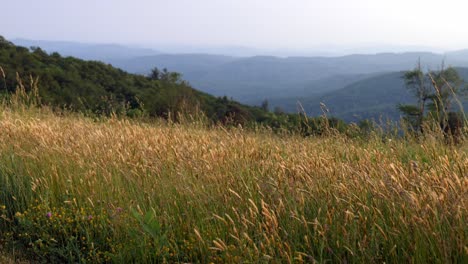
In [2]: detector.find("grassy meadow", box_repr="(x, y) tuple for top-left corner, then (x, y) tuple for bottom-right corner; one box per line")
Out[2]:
(0, 103), (466, 263)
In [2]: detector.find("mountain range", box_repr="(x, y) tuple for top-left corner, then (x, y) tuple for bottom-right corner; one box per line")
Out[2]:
(106, 52), (468, 121)
(11, 38), (468, 122)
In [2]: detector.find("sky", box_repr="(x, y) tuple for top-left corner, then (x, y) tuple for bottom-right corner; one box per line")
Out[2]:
(3, 0), (468, 53)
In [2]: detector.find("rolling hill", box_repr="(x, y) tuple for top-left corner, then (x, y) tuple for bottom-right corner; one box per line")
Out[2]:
(110, 51), (468, 106)
(272, 69), (468, 122)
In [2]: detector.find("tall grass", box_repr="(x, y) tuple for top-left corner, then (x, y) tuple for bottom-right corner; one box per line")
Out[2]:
(0, 100), (466, 262)
(0, 72), (466, 262)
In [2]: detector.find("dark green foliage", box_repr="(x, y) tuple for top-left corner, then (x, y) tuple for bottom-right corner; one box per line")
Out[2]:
(397, 104), (423, 130)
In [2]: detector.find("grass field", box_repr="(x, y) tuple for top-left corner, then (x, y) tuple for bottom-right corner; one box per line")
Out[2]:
(0, 105), (466, 263)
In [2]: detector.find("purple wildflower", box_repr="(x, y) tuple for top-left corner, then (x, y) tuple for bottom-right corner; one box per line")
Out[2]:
(116, 207), (123, 213)
(88, 215), (93, 220)
(46, 212), (52, 218)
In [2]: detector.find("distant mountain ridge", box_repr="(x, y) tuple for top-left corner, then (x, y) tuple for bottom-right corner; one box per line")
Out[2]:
(13, 38), (160, 60)
(106, 54), (236, 79)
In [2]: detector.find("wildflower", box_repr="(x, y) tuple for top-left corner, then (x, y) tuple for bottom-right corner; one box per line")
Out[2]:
(46, 212), (52, 218)
(88, 215), (93, 220)
(116, 207), (123, 213)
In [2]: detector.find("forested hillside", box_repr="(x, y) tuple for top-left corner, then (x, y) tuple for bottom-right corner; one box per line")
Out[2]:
(0, 37), (266, 124)
(0, 36), (351, 135)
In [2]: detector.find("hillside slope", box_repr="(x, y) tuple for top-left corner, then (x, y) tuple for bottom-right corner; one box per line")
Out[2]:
(0, 37), (271, 124)
(276, 69), (468, 122)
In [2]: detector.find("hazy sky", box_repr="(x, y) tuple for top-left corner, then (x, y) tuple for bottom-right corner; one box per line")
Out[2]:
(3, 0), (468, 51)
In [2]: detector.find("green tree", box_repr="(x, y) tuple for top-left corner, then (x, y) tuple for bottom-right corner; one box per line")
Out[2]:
(148, 67), (161, 80)
(398, 60), (431, 130)
(399, 62), (465, 133)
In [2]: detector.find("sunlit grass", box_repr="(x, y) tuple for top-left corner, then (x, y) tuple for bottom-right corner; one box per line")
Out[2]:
(0, 105), (466, 263)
